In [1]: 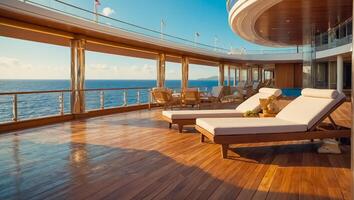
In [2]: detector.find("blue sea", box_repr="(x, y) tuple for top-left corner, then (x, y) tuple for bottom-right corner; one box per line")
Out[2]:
(0, 80), (218, 123)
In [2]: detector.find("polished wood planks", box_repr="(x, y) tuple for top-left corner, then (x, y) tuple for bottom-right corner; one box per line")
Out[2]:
(0, 102), (351, 199)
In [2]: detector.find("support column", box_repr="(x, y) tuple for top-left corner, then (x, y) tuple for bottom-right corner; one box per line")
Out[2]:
(70, 38), (86, 114)
(218, 63), (225, 86)
(238, 67), (241, 82)
(259, 66), (263, 82)
(181, 56), (189, 90)
(234, 67), (237, 86)
(337, 55), (343, 92)
(156, 53), (166, 88)
(227, 65), (231, 86)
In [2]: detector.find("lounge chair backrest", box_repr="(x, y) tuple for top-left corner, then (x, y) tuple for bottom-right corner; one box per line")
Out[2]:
(237, 81), (246, 89)
(276, 88), (345, 129)
(152, 88), (173, 103)
(211, 86), (224, 98)
(229, 86), (239, 94)
(235, 88), (282, 113)
(253, 82), (260, 90)
(182, 89), (200, 104)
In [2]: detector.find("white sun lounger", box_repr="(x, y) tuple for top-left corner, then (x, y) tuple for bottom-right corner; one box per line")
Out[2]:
(195, 88), (350, 158)
(162, 88), (282, 132)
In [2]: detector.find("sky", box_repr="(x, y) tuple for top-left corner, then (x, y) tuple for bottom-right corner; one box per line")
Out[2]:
(0, 0), (283, 80)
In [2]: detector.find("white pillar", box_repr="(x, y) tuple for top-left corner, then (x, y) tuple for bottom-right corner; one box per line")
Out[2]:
(337, 55), (343, 92)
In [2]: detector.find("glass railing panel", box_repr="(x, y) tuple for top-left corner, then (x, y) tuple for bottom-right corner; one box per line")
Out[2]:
(227, 0), (240, 12)
(315, 18), (352, 51)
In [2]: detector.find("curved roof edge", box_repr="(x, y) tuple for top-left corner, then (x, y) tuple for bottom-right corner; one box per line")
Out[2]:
(228, 0), (288, 47)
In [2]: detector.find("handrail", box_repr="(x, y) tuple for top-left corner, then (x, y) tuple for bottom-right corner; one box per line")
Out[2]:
(0, 87), (151, 96)
(0, 87), (154, 124)
(82, 87), (150, 92)
(0, 89), (72, 96)
(315, 17), (353, 51)
(0, 86), (212, 124)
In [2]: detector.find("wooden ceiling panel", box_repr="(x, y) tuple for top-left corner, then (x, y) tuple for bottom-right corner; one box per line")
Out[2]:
(255, 0), (352, 45)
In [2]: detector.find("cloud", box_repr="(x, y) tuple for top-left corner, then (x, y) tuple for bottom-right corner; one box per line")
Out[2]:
(0, 57), (20, 67)
(0, 56), (69, 79)
(0, 57), (157, 80)
(102, 7), (115, 17)
(86, 63), (156, 80)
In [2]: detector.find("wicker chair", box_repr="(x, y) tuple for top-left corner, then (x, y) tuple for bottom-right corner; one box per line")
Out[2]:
(151, 88), (180, 110)
(181, 88), (200, 108)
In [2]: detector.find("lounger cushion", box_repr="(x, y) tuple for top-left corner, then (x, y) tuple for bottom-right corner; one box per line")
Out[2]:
(259, 88), (282, 96)
(276, 92), (345, 129)
(162, 110), (243, 120)
(301, 88), (339, 99)
(196, 118), (307, 135)
(235, 88), (282, 113)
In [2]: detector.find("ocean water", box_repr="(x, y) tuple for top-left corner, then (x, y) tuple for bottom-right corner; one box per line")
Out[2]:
(0, 79), (218, 123)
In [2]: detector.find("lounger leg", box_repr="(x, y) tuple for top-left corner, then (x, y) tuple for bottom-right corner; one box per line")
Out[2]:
(178, 124), (183, 133)
(221, 144), (229, 159)
(200, 134), (205, 143)
(169, 123), (172, 129)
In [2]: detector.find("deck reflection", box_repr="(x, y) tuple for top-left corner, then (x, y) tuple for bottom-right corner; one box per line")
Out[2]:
(0, 101), (351, 199)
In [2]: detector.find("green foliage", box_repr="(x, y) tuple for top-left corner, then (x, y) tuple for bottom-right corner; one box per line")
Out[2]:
(243, 110), (259, 117)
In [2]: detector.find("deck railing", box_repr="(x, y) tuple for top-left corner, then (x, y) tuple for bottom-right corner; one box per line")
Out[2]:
(0, 88), (151, 124)
(0, 86), (213, 124)
(0, 90), (72, 123)
(315, 18), (353, 51)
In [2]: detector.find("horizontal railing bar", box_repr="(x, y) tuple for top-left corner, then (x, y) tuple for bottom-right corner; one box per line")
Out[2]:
(0, 90), (72, 96)
(0, 86), (213, 96)
(0, 87), (152, 96)
(83, 87), (150, 91)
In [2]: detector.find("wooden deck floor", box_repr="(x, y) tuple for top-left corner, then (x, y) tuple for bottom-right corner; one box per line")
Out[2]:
(0, 102), (352, 200)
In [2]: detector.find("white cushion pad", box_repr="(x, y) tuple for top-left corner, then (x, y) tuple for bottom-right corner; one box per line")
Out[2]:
(276, 93), (345, 129)
(235, 92), (275, 113)
(259, 88), (282, 96)
(163, 110), (243, 120)
(301, 88), (339, 99)
(196, 118), (307, 136)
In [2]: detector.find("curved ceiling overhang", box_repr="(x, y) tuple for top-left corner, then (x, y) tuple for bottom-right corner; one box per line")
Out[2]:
(229, 0), (353, 46)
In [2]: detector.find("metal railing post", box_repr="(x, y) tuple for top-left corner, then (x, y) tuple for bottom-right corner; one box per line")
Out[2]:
(123, 90), (127, 106)
(148, 89), (152, 110)
(100, 91), (104, 109)
(12, 94), (18, 122)
(137, 90), (140, 105)
(59, 92), (64, 115)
